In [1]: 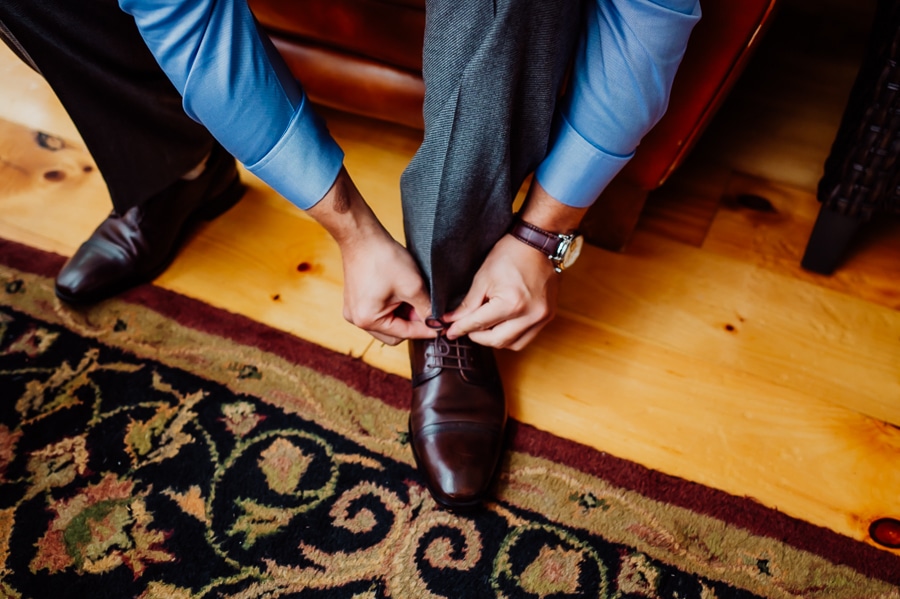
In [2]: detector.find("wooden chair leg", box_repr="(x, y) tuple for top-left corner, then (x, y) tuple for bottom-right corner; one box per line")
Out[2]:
(579, 177), (649, 252)
(800, 204), (865, 275)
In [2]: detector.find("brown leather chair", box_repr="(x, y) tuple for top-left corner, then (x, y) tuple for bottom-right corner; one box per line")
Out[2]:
(249, 0), (780, 250)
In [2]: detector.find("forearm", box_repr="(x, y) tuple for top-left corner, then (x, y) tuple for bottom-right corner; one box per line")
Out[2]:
(306, 168), (390, 250)
(517, 179), (588, 234)
(119, 0), (343, 209)
(535, 0), (701, 209)
(308, 168), (435, 344)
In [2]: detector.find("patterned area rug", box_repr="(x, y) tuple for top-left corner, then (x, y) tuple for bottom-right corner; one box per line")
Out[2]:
(0, 239), (898, 599)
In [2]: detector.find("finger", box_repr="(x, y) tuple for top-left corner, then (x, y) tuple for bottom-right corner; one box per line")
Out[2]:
(397, 320), (440, 339)
(442, 280), (489, 324)
(386, 299), (436, 337)
(372, 316), (437, 342)
(445, 299), (511, 340)
(367, 330), (402, 346)
(468, 317), (545, 350)
(404, 287), (434, 324)
(502, 321), (547, 350)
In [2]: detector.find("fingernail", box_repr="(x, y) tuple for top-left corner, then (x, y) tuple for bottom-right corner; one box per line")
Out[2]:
(424, 317), (445, 330)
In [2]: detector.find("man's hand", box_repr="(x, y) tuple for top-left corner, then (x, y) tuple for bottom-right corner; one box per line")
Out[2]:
(339, 231), (435, 345)
(308, 168), (435, 345)
(443, 178), (588, 351)
(443, 234), (558, 350)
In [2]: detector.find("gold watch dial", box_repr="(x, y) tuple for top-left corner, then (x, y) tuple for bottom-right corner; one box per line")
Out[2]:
(561, 235), (583, 270)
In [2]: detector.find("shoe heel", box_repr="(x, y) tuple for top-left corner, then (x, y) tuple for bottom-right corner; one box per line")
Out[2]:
(801, 205), (865, 275)
(198, 176), (246, 222)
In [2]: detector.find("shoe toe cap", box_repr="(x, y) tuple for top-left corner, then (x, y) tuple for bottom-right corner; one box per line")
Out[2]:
(55, 243), (132, 302)
(414, 423), (503, 509)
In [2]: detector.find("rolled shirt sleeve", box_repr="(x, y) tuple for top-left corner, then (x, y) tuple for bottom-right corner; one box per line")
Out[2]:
(118, 0), (344, 209)
(535, 0), (701, 208)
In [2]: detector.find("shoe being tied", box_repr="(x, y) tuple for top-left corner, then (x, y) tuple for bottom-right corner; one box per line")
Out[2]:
(55, 143), (245, 304)
(408, 334), (507, 510)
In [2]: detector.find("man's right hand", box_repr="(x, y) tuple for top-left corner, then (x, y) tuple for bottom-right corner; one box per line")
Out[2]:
(307, 168), (435, 345)
(339, 231), (434, 345)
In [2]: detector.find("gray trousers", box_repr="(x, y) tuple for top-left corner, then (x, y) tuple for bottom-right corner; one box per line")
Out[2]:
(1, 0), (583, 313)
(402, 0), (583, 316)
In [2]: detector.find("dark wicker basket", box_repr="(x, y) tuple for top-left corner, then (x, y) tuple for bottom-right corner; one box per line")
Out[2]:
(802, 0), (900, 273)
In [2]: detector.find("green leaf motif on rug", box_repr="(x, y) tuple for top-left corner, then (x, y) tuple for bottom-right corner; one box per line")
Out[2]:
(517, 544), (585, 596)
(258, 437), (313, 494)
(570, 491), (611, 512)
(229, 499), (301, 549)
(25, 435), (89, 500)
(124, 373), (203, 468)
(221, 401), (264, 438)
(492, 523), (610, 598)
(222, 431), (341, 550)
(10, 342), (142, 426)
(228, 363), (262, 380)
(30, 473), (174, 577)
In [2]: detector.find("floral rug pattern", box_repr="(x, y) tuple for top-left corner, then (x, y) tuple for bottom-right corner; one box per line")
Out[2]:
(0, 261), (897, 599)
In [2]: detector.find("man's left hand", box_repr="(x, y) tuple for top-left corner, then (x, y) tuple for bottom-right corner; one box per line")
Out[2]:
(442, 234), (558, 350)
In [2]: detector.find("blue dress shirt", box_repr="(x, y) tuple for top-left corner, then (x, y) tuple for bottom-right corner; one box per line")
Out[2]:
(119, 0), (700, 210)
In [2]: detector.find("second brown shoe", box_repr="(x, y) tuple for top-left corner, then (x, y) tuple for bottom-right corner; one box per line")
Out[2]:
(54, 143), (245, 304)
(408, 334), (507, 510)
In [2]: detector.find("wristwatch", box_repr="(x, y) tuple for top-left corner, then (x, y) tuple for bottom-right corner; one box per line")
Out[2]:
(508, 217), (584, 273)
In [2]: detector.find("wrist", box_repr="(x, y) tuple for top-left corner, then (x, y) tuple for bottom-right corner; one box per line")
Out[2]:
(518, 179), (587, 234)
(508, 215), (584, 273)
(308, 168), (389, 249)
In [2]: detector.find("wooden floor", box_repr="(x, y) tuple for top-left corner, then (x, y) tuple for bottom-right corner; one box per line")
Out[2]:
(2, 0), (899, 555)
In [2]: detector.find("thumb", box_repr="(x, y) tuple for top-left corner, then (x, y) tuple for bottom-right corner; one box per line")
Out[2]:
(405, 286), (433, 324)
(443, 282), (487, 324)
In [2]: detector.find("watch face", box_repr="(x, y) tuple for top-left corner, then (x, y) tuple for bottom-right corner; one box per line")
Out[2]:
(561, 235), (583, 270)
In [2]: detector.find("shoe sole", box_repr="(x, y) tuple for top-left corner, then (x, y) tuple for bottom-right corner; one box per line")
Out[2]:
(54, 176), (246, 305)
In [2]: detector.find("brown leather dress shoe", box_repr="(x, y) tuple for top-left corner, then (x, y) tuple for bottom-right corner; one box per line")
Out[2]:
(55, 144), (245, 304)
(408, 334), (507, 510)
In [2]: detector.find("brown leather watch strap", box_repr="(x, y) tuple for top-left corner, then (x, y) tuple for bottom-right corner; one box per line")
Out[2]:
(508, 219), (561, 255)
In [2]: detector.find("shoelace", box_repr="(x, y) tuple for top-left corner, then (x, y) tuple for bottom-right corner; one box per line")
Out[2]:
(423, 317), (477, 374)
(425, 335), (479, 374)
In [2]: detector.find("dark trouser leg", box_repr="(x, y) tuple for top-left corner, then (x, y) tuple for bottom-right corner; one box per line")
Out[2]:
(400, 0), (584, 317)
(0, 0), (215, 213)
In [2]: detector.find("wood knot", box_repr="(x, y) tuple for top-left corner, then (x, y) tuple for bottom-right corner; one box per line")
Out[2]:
(735, 194), (777, 213)
(870, 518), (900, 548)
(35, 131), (65, 151)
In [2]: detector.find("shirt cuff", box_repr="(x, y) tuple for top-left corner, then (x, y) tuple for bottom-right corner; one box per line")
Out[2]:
(245, 98), (345, 210)
(534, 114), (634, 209)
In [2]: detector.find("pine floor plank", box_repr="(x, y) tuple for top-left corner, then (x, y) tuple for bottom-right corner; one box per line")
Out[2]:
(0, 121), (106, 257)
(558, 233), (900, 427)
(637, 158), (732, 247)
(156, 177), (379, 361)
(704, 173), (900, 311)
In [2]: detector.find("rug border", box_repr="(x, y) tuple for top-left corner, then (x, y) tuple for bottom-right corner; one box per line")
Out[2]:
(2, 236), (897, 586)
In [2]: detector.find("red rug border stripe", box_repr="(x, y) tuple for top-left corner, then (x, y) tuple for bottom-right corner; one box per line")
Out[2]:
(2, 237), (897, 585)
